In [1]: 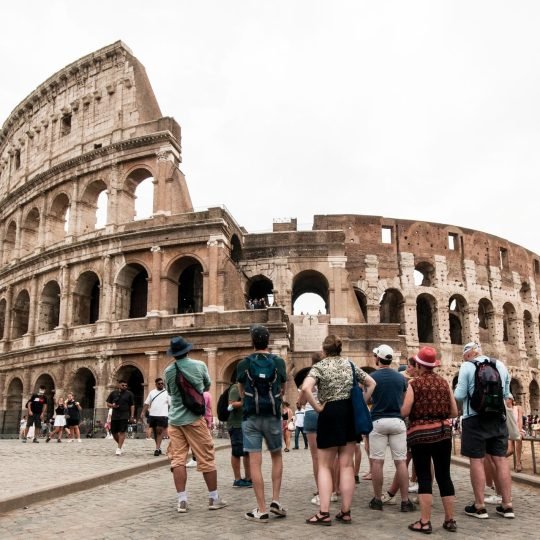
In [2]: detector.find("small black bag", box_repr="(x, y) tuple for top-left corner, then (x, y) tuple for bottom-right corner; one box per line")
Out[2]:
(175, 363), (205, 416)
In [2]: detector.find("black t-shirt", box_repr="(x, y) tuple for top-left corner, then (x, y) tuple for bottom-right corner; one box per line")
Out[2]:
(106, 389), (135, 420)
(55, 405), (66, 415)
(66, 400), (81, 420)
(27, 394), (47, 415)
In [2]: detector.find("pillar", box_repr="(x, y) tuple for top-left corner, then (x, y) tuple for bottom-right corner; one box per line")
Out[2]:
(149, 246), (162, 315)
(328, 256), (348, 323)
(204, 347), (218, 412)
(146, 351), (160, 386)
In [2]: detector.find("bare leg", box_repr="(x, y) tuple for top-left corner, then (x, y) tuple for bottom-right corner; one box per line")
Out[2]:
(418, 493), (432, 523)
(155, 426), (164, 450)
(338, 443), (356, 513)
(491, 455), (512, 507)
(117, 431), (126, 449)
(441, 494), (455, 521)
(231, 455), (241, 480)
(307, 432), (319, 490)
(172, 465), (187, 491)
(202, 469), (218, 491)
(317, 448), (338, 512)
(395, 459), (410, 502)
(270, 450), (283, 502)
(354, 443), (361, 476)
(249, 451), (267, 512)
(469, 457), (486, 507)
(371, 459), (385, 499)
(243, 454), (251, 480)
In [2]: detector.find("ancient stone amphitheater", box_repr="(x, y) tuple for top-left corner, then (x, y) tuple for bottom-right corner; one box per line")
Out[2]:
(0, 42), (538, 431)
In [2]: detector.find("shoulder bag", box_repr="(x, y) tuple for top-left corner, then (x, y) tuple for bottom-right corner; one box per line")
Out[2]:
(349, 361), (373, 436)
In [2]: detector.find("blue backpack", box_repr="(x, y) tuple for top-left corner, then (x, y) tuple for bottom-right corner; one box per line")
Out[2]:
(243, 353), (282, 418)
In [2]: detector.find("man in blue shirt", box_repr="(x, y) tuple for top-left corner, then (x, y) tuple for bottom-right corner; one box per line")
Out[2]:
(454, 342), (514, 519)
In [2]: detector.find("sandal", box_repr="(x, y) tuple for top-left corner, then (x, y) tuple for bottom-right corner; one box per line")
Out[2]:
(443, 519), (457, 532)
(306, 511), (331, 526)
(408, 520), (432, 534)
(335, 510), (352, 524)
(362, 472), (372, 480)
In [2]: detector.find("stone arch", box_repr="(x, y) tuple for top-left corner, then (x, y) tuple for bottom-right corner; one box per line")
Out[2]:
(12, 289), (30, 338)
(115, 263), (149, 319)
(379, 288), (405, 331)
(79, 179), (108, 233)
(449, 294), (468, 345)
(510, 377), (523, 403)
(38, 280), (61, 333)
(530, 379), (540, 414)
(2, 220), (17, 265)
(246, 275), (274, 307)
(520, 281), (532, 304)
(118, 167), (155, 223)
(33, 373), (56, 415)
(166, 256), (205, 314)
(503, 302), (518, 345)
(114, 364), (145, 414)
(20, 207), (40, 258)
(523, 310), (537, 360)
(0, 297), (6, 339)
(73, 271), (101, 325)
(354, 288), (368, 323)
(414, 260), (435, 287)
(416, 293), (438, 343)
(292, 270), (330, 315)
(69, 367), (96, 411)
(47, 192), (70, 244)
(230, 234), (242, 263)
(4, 377), (23, 433)
(478, 298), (496, 344)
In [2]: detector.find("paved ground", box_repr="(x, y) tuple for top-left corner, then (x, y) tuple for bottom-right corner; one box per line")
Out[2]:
(1, 439), (538, 539)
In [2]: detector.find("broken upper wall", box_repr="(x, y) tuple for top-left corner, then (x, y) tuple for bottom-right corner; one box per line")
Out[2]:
(0, 41), (178, 196)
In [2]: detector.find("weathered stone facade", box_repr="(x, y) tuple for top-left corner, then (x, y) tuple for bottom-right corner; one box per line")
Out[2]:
(1, 42), (538, 431)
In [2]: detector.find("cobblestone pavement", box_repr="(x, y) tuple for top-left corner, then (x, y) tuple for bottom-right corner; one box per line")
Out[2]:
(1, 440), (538, 539)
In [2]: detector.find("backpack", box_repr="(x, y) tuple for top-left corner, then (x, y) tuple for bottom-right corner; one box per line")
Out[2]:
(174, 362), (206, 416)
(243, 353), (282, 417)
(217, 384), (233, 422)
(469, 358), (506, 417)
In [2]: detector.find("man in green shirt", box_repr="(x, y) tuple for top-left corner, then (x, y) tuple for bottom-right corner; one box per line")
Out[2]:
(227, 375), (252, 488)
(164, 336), (227, 514)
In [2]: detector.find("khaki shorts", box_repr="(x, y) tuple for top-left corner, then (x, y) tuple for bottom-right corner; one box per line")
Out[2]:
(167, 417), (216, 473)
(369, 417), (407, 461)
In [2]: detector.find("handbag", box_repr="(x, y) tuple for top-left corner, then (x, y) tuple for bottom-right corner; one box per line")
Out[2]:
(505, 405), (521, 441)
(287, 420), (295, 432)
(349, 361), (373, 436)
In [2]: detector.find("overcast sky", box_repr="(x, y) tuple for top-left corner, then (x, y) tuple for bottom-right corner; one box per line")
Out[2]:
(2, 1), (540, 256)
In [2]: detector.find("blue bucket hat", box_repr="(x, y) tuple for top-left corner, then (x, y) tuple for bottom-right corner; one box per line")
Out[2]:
(167, 336), (193, 358)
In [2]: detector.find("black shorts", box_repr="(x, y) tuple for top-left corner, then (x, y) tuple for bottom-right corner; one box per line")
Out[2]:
(111, 419), (129, 434)
(148, 416), (168, 429)
(461, 414), (508, 458)
(26, 415), (42, 428)
(316, 398), (360, 449)
(228, 426), (247, 458)
(66, 418), (80, 427)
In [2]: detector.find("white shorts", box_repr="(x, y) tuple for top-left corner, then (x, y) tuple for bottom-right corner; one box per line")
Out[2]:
(369, 417), (407, 461)
(54, 415), (66, 427)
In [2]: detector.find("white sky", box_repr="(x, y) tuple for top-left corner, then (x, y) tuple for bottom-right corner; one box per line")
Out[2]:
(2, 1), (540, 255)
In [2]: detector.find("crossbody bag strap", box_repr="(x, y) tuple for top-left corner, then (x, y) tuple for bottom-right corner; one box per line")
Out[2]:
(150, 389), (166, 404)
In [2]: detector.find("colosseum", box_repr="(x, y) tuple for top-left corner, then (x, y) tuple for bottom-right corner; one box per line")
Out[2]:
(0, 41), (539, 433)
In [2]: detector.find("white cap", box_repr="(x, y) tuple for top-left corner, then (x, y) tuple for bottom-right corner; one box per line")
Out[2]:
(373, 344), (394, 361)
(463, 342), (480, 355)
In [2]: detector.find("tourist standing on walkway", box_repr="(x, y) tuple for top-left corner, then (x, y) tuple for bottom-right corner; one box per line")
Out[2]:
(47, 397), (67, 443)
(401, 346), (458, 534)
(302, 335), (376, 525)
(293, 404), (308, 450)
(164, 336), (227, 513)
(506, 395), (524, 472)
(368, 344), (415, 513)
(454, 342), (515, 519)
(140, 378), (170, 456)
(227, 374), (252, 488)
(237, 324), (288, 522)
(23, 385), (48, 443)
(282, 402), (293, 452)
(65, 393), (82, 443)
(106, 380), (135, 455)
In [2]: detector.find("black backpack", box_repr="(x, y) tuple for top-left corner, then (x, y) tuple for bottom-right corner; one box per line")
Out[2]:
(243, 353), (282, 417)
(217, 384), (233, 422)
(469, 358), (506, 417)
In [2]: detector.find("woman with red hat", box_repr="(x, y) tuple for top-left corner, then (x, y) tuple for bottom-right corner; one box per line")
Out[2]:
(401, 346), (459, 534)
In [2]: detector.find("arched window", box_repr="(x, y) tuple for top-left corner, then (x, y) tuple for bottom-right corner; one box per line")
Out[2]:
(20, 208), (40, 258)
(79, 180), (108, 232)
(292, 270), (329, 315)
(115, 264), (149, 319)
(355, 288), (368, 323)
(247, 275), (274, 308)
(449, 295), (468, 345)
(118, 168), (154, 223)
(12, 290), (30, 338)
(38, 281), (61, 333)
(530, 380), (540, 414)
(115, 365), (145, 414)
(380, 288), (405, 329)
(71, 368), (96, 412)
(414, 261), (435, 287)
(73, 271), (100, 325)
(0, 298), (6, 339)
(523, 310), (537, 360)
(230, 234), (242, 263)
(47, 193), (70, 244)
(478, 298), (496, 344)
(503, 302), (518, 345)
(416, 293), (437, 343)
(3, 221), (17, 265)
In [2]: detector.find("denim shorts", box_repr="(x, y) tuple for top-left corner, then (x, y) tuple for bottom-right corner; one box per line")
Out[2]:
(303, 409), (319, 434)
(228, 426), (247, 457)
(242, 416), (282, 453)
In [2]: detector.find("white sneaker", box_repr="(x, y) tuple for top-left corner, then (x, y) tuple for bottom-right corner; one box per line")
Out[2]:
(186, 458), (197, 468)
(485, 494), (502, 505)
(381, 492), (397, 505)
(408, 482), (419, 493)
(330, 492), (339, 502)
(208, 496), (228, 510)
(68, 439), (73, 443)
(115, 448), (122, 456)
(177, 500), (188, 513)
(77, 439), (82, 443)
(311, 494), (320, 505)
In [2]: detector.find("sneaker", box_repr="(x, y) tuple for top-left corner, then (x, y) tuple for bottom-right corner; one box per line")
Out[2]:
(495, 505), (515, 519)
(46, 436), (50, 443)
(401, 500), (416, 512)
(233, 479), (250, 488)
(21, 438), (27, 443)
(311, 494), (320, 505)
(242, 478), (253, 487)
(177, 500), (188, 513)
(408, 482), (419, 493)
(208, 497), (228, 510)
(154, 449), (161, 456)
(293, 447), (299, 450)
(57, 439), (62, 443)
(77, 439), (82, 443)
(68, 439), (73, 443)
(354, 475), (360, 484)
(330, 492), (339, 502)
(32, 438), (39, 443)
(115, 448), (122, 456)
(381, 492), (397, 505)
(269, 501), (287, 517)
(186, 458), (197, 468)
(485, 495), (502, 505)
(410, 496), (419, 504)
(369, 497), (383, 511)
(464, 503), (488, 519)
(245, 508), (269, 522)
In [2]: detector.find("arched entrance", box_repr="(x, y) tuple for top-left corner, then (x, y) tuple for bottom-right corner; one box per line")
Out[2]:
(530, 380), (540, 414)
(292, 270), (329, 315)
(247, 275), (274, 308)
(115, 365), (145, 415)
(510, 378), (523, 403)
(3, 377), (23, 434)
(178, 261), (203, 314)
(416, 293), (437, 343)
(71, 368), (96, 411)
(34, 373), (55, 418)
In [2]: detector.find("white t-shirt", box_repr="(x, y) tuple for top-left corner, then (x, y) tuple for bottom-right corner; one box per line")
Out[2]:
(145, 389), (170, 417)
(294, 409), (305, 428)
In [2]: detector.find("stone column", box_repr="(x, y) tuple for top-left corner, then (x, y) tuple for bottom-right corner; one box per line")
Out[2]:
(329, 256), (348, 323)
(154, 150), (175, 216)
(204, 347), (218, 412)
(25, 275), (39, 347)
(14, 208), (23, 262)
(97, 255), (112, 333)
(149, 246), (162, 315)
(146, 351), (160, 386)
(66, 176), (79, 241)
(465, 306), (480, 345)
(365, 255), (381, 323)
(205, 236), (225, 312)
(37, 191), (49, 251)
(22, 369), (32, 399)
(437, 303), (450, 345)
(0, 372), (6, 409)
(3, 286), (13, 342)
(57, 264), (70, 338)
(403, 299), (419, 347)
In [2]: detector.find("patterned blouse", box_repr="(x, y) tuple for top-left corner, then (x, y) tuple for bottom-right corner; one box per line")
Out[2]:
(308, 356), (368, 403)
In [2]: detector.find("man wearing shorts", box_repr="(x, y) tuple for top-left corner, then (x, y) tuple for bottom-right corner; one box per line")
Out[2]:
(454, 342), (514, 519)
(237, 325), (288, 523)
(368, 344), (415, 512)
(164, 336), (227, 513)
(141, 378), (170, 456)
(105, 380), (135, 455)
(23, 385), (48, 443)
